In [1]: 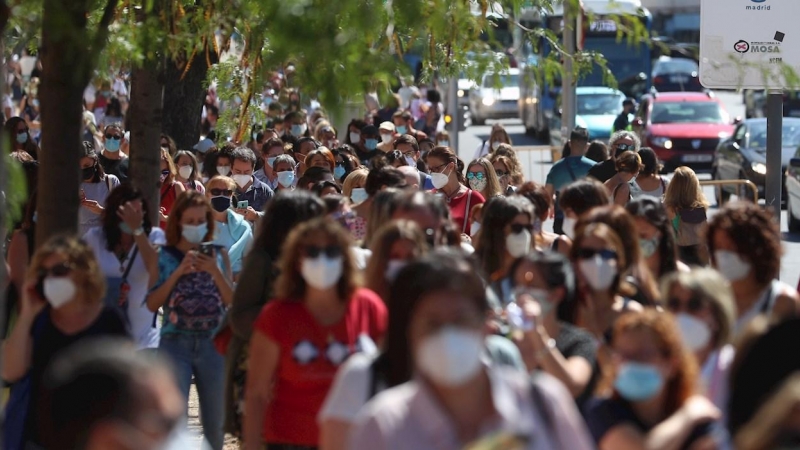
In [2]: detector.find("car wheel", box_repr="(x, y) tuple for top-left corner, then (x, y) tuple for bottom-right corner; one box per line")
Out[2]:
(788, 196), (800, 233)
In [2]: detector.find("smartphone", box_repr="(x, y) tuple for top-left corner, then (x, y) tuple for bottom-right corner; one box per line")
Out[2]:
(237, 200), (248, 210)
(199, 243), (216, 257)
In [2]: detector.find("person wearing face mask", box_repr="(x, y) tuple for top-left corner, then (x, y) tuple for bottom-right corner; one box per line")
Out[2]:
(435, 130), (451, 148)
(79, 141), (121, 237)
(98, 123), (130, 182)
(5, 116), (40, 160)
(230, 146), (275, 223)
(158, 148), (187, 229)
(353, 124), (381, 164)
(348, 250), (594, 450)
(706, 202), (800, 336)
(588, 130), (641, 183)
(509, 251), (599, 408)
(395, 135), (434, 190)
(364, 220), (430, 302)
(255, 138), (287, 190)
(173, 150), (205, 194)
(633, 147), (668, 199)
(376, 121), (397, 153)
(466, 158), (503, 200)
(427, 146), (486, 235)
(205, 176), (254, 280)
(83, 183), (163, 349)
(626, 196), (687, 281)
(273, 154), (298, 192)
(145, 191), (233, 450)
(475, 196), (536, 302)
(585, 310), (720, 450)
(391, 110), (428, 143)
(2, 235), (130, 450)
(332, 147), (357, 184)
(663, 269), (737, 421)
(555, 178), (610, 252)
(488, 154), (518, 196)
(351, 167), (408, 241)
(243, 218), (387, 450)
(605, 151), (644, 206)
(516, 182), (561, 252)
(474, 123), (512, 159)
(346, 118), (367, 155)
(285, 111), (309, 139)
(545, 127), (596, 235)
(38, 340), (191, 450)
(305, 147), (337, 173)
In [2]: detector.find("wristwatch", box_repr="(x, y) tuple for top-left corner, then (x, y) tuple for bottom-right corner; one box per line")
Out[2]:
(132, 227), (144, 236)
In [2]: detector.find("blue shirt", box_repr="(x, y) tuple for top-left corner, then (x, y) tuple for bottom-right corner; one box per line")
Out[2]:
(235, 176), (274, 212)
(545, 156), (596, 192)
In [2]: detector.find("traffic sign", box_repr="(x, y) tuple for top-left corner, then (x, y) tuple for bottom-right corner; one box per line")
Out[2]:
(699, 0), (800, 89)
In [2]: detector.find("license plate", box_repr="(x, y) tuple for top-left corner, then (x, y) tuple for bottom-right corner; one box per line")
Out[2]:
(670, 76), (689, 83)
(682, 154), (713, 162)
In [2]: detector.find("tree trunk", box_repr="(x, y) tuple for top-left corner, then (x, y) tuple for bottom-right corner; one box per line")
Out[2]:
(162, 51), (212, 149)
(128, 64), (165, 226)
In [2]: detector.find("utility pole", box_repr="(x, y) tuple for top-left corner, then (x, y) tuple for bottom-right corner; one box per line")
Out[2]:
(561, 0), (578, 141)
(448, 77), (460, 155)
(766, 90), (783, 224)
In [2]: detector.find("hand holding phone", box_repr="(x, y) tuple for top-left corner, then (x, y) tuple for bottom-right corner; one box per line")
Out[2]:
(237, 200), (248, 210)
(199, 243), (216, 257)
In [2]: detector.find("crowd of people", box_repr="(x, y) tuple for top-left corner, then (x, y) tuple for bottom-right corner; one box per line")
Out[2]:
(3, 62), (800, 450)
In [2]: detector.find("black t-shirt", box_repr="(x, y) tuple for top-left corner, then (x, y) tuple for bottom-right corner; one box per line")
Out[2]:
(585, 396), (715, 448)
(613, 112), (630, 133)
(99, 154), (129, 182)
(27, 307), (130, 444)
(587, 159), (617, 183)
(556, 323), (599, 407)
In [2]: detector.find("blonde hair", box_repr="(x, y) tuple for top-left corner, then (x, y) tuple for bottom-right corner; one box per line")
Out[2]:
(489, 126), (512, 146)
(27, 234), (106, 306)
(342, 168), (368, 199)
(364, 220), (429, 301)
(466, 158), (503, 199)
(615, 151), (644, 174)
(206, 175), (235, 191)
(489, 147), (524, 186)
(664, 166), (709, 210)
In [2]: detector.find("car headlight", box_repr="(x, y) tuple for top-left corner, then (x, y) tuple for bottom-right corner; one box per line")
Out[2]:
(482, 97), (495, 106)
(650, 136), (673, 149)
(457, 89), (465, 98)
(751, 161), (767, 174)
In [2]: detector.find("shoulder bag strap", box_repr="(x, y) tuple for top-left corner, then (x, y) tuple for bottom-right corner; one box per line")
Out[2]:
(122, 247), (139, 282)
(564, 159), (578, 181)
(462, 190), (473, 234)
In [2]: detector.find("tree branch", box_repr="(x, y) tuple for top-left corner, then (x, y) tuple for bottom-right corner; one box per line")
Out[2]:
(82, 0), (120, 86)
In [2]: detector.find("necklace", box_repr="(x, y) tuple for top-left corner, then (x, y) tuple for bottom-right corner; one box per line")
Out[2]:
(442, 184), (465, 203)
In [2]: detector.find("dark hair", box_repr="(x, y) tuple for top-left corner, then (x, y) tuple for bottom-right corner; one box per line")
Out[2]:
(394, 190), (448, 222)
(474, 196), (535, 276)
(570, 127), (589, 144)
(160, 134), (178, 157)
(638, 147), (661, 176)
(101, 183), (153, 252)
(376, 249), (488, 387)
(297, 166), (333, 190)
(707, 201), (781, 285)
(394, 134), (420, 153)
(322, 194), (347, 214)
(626, 196), (678, 277)
(586, 141), (609, 163)
(81, 141), (107, 183)
(510, 250), (577, 323)
(332, 148), (357, 182)
(392, 110), (413, 122)
(427, 146), (466, 185)
(263, 137), (286, 155)
(516, 182), (551, 221)
(365, 166), (406, 196)
(346, 119), (367, 145)
(558, 178), (609, 215)
(203, 145), (235, 179)
(231, 146), (257, 168)
(295, 136), (319, 156)
(385, 150), (408, 167)
(105, 97), (123, 118)
(253, 190), (326, 259)
(313, 180), (342, 197)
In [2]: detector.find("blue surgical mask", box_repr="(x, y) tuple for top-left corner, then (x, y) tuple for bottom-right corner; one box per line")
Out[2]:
(365, 138), (378, 150)
(181, 223), (208, 244)
(291, 124), (307, 137)
(396, 125), (407, 135)
(334, 165), (346, 179)
(350, 187), (368, 204)
(105, 138), (121, 152)
(16, 132), (28, 145)
(267, 157), (277, 169)
(614, 362), (664, 401)
(277, 171), (295, 188)
(438, 140), (450, 147)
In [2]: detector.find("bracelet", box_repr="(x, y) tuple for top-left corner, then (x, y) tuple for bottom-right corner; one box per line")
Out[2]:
(536, 338), (557, 359)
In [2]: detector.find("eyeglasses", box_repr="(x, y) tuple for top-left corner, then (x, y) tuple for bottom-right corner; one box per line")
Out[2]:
(429, 163), (448, 173)
(37, 262), (73, 278)
(305, 245), (343, 258)
(576, 248), (618, 260)
(494, 169), (508, 177)
(615, 143), (635, 152)
(467, 172), (486, 180)
(509, 223), (534, 234)
(209, 188), (233, 196)
(667, 296), (706, 313)
(105, 134), (122, 140)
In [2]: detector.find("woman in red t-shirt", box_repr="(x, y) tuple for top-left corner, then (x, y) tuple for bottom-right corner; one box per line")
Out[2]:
(426, 146), (485, 237)
(159, 148), (186, 229)
(243, 217), (388, 449)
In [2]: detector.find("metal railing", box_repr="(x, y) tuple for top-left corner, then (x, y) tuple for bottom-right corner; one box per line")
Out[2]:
(700, 179), (759, 204)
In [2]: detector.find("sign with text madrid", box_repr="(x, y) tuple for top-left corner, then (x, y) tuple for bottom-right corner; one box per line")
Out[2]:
(699, 0), (800, 89)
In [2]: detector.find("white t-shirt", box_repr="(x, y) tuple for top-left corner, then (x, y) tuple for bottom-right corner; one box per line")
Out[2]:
(318, 352), (383, 424)
(83, 226), (165, 349)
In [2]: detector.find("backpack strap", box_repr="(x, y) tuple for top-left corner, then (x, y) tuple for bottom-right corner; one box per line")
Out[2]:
(105, 175), (114, 193)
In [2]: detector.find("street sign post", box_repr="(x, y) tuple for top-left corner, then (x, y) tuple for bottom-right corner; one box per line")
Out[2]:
(699, 0), (800, 222)
(561, 0), (578, 142)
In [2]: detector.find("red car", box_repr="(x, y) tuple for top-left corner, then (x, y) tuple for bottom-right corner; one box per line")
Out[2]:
(633, 92), (737, 172)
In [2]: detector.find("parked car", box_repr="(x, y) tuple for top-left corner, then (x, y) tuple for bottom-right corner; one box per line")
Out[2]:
(652, 56), (703, 92)
(548, 87), (626, 148)
(633, 91), (736, 172)
(469, 68), (520, 125)
(715, 118), (800, 205)
(744, 91), (800, 119)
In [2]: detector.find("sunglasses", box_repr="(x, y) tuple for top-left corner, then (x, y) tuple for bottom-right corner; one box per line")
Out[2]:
(494, 169), (508, 177)
(576, 248), (618, 260)
(467, 172), (486, 180)
(305, 245), (343, 258)
(615, 143), (635, 152)
(509, 223), (534, 234)
(37, 262), (72, 278)
(105, 134), (122, 140)
(668, 296), (706, 313)
(209, 188), (233, 196)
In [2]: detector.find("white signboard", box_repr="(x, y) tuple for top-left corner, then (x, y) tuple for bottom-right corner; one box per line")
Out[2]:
(700, 0), (800, 89)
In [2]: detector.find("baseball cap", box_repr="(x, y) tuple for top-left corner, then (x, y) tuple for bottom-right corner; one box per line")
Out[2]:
(194, 138), (215, 154)
(379, 121), (395, 132)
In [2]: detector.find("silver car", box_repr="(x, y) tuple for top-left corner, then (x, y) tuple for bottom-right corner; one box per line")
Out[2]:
(469, 69), (520, 125)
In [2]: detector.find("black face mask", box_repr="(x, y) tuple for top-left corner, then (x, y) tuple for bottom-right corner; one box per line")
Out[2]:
(82, 165), (96, 181)
(210, 196), (232, 212)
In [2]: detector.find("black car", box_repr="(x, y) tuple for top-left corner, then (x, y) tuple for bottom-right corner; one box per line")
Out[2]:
(714, 118), (800, 204)
(652, 56), (703, 93)
(744, 91), (800, 119)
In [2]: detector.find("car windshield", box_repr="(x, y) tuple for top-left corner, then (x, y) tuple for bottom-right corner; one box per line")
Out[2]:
(577, 94), (622, 115)
(651, 101), (727, 124)
(654, 58), (698, 75)
(483, 74), (519, 88)
(747, 123), (800, 148)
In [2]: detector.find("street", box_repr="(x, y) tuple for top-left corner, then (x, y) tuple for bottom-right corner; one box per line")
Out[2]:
(455, 90), (800, 288)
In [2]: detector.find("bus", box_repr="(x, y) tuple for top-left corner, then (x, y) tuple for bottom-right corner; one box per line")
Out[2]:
(519, 0), (653, 139)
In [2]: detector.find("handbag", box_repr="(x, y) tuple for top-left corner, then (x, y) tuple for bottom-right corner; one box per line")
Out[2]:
(103, 247), (139, 323)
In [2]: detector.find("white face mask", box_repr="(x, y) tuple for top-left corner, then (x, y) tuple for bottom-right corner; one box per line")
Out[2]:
(350, 132), (361, 144)
(384, 259), (407, 283)
(350, 187), (368, 204)
(430, 167), (450, 190)
(470, 221), (481, 236)
(675, 313), (712, 352)
(178, 165), (193, 180)
(404, 156), (416, 167)
(216, 165), (231, 176)
(380, 133), (394, 144)
(232, 174), (251, 189)
(416, 327), (483, 387)
(562, 217), (577, 239)
(506, 229), (531, 258)
(714, 250), (751, 282)
(43, 276), (77, 309)
(301, 256), (343, 290)
(491, 141), (501, 151)
(579, 255), (618, 291)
